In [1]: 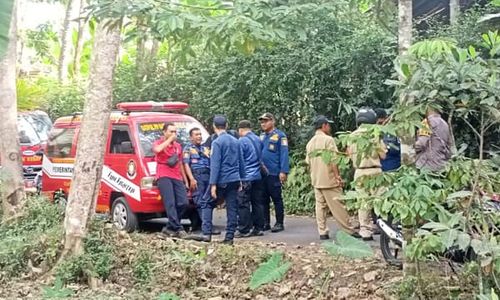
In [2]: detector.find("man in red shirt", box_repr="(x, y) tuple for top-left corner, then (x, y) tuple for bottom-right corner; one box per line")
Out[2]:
(153, 122), (189, 238)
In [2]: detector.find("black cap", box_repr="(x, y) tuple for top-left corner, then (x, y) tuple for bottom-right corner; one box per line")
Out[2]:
(213, 115), (227, 127)
(313, 115), (334, 128)
(238, 120), (252, 129)
(258, 112), (275, 121)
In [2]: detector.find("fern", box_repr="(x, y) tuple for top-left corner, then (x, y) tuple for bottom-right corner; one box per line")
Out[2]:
(322, 231), (374, 259)
(249, 252), (292, 290)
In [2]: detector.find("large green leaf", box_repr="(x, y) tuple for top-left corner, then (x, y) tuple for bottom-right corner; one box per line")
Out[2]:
(0, 0), (15, 59)
(249, 252), (292, 290)
(322, 231), (374, 259)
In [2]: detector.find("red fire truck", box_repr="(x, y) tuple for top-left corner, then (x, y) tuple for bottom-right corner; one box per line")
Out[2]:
(41, 102), (208, 231)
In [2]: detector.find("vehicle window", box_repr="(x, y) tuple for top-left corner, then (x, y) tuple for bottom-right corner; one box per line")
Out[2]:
(109, 126), (134, 154)
(46, 128), (76, 158)
(137, 121), (209, 157)
(18, 117), (41, 145)
(25, 113), (52, 142)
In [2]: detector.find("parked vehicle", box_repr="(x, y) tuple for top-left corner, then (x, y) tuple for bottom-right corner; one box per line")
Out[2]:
(377, 190), (500, 268)
(41, 102), (208, 232)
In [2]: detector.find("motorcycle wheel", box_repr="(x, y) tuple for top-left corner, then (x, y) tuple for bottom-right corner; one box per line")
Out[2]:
(379, 215), (403, 269)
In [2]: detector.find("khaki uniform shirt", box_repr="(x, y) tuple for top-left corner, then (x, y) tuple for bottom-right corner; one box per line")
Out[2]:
(348, 127), (387, 169)
(415, 114), (451, 172)
(305, 130), (340, 189)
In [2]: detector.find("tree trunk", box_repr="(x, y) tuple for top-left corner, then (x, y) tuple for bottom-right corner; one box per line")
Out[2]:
(58, 0), (79, 83)
(62, 21), (121, 256)
(398, 0), (415, 165)
(449, 0), (460, 25)
(73, 0), (87, 80)
(0, 0), (25, 222)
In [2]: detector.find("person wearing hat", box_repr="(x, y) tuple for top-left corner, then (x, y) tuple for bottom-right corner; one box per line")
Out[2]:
(374, 108), (401, 172)
(306, 115), (361, 240)
(258, 112), (289, 232)
(347, 108), (387, 241)
(209, 115), (246, 245)
(235, 120), (265, 237)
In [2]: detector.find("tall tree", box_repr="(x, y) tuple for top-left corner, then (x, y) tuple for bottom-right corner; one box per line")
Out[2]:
(449, 0), (460, 25)
(58, 0), (79, 83)
(73, 0), (87, 79)
(62, 20), (121, 256)
(0, 0), (25, 222)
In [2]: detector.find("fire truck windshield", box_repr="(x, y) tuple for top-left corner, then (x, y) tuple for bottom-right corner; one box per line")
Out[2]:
(138, 121), (209, 157)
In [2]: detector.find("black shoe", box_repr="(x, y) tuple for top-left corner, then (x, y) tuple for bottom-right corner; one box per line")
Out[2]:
(185, 234), (211, 242)
(211, 229), (221, 235)
(271, 223), (284, 233)
(161, 227), (177, 237)
(350, 232), (362, 239)
(320, 234), (330, 240)
(263, 224), (271, 231)
(220, 239), (234, 245)
(235, 231), (253, 238)
(251, 230), (264, 236)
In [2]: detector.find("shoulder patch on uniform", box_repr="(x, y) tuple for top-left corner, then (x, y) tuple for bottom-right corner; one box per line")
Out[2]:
(281, 137), (288, 146)
(183, 152), (190, 159)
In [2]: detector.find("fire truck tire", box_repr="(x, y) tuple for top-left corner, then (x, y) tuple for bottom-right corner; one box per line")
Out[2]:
(111, 197), (138, 232)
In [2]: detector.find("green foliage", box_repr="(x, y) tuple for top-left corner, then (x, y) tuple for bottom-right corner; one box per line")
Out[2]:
(249, 252), (291, 290)
(0, 0), (14, 59)
(55, 221), (114, 284)
(0, 196), (64, 282)
(17, 78), (48, 111)
(42, 277), (74, 299)
(24, 23), (60, 66)
(322, 231), (374, 259)
(283, 161), (315, 215)
(133, 251), (154, 284)
(157, 292), (181, 300)
(44, 82), (85, 120)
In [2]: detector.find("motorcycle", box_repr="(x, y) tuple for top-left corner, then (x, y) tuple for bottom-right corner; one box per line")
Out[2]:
(377, 190), (500, 268)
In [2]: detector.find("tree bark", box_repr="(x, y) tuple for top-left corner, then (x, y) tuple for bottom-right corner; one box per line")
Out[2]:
(449, 0), (460, 25)
(62, 21), (121, 256)
(73, 0), (87, 80)
(58, 0), (79, 83)
(398, 0), (415, 165)
(0, 0), (25, 222)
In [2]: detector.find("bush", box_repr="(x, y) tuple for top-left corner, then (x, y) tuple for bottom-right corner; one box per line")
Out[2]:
(0, 196), (64, 282)
(43, 82), (85, 120)
(283, 161), (315, 215)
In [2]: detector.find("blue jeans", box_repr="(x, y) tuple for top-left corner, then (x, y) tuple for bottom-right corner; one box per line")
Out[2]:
(262, 175), (284, 226)
(158, 177), (188, 232)
(217, 181), (239, 240)
(192, 169), (217, 235)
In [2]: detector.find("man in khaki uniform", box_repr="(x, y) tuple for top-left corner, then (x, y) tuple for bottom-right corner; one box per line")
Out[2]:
(348, 108), (387, 241)
(306, 115), (360, 240)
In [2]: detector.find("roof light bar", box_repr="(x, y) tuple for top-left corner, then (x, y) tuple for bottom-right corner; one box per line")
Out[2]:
(116, 101), (189, 112)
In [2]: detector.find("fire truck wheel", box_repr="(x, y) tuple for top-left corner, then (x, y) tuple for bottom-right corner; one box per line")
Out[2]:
(111, 197), (138, 232)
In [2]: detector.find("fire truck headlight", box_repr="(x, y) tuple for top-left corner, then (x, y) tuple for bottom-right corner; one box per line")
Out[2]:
(140, 177), (156, 189)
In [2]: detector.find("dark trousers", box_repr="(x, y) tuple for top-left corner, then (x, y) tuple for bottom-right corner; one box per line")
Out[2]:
(263, 175), (284, 226)
(158, 177), (188, 232)
(192, 170), (217, 235)
(238, 180), (265, 233)
(217, 181), (239, 240)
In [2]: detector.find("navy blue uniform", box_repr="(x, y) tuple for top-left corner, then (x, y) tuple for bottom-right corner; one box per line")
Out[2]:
(209, 132), (245, 240)
(238, 131), (265, 234)
(381, 134), (401, 172)
(260, 129), (289, 228)
(183, 143), (214, 235)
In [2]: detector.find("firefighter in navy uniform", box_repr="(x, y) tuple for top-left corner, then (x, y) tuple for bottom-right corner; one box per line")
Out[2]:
(258, 113), (289, 233)
(183, 128), (220, 239)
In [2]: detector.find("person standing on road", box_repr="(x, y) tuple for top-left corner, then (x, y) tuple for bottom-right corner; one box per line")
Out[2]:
(153, 122), (189, 239)
(209, 115), (245, 245)
(259, 113), (289, 233)
(183, 128), (220, 242)
(306, 116), (361, 240)
(374, 108), (401, 172)
(235, 120), (265, 238)
(347, 108), (387, 241)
